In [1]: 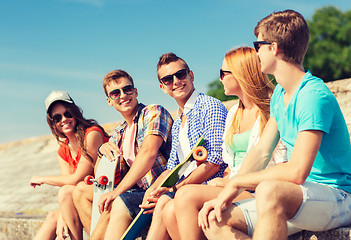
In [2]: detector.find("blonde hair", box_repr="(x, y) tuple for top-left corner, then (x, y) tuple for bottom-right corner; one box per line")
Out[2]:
(224, 47), (274, 145)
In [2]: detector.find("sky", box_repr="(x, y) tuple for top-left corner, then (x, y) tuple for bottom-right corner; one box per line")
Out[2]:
(1, 0), (351, 144)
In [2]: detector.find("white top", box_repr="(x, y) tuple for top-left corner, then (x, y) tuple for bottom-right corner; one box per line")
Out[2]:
(176, 90), (199, 178)
(223, 104), (287, 179)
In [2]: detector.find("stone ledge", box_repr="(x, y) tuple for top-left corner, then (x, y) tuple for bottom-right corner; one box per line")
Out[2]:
(0, 216), (147, 240)
(289, 227), (351, 240)
(1, 216), (350, 240)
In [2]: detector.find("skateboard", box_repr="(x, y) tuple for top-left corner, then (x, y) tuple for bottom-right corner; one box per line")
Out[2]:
(84, 153), (119, 235)
(120, 136), (207, 240)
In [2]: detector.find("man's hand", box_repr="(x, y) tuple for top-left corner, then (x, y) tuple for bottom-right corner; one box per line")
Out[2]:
(139, 186), (171, 214)
(99, 142), (122, 161)
(198, 181), (240, 229)
(207, 177), (227, 188)
(98, 191), (118, 213)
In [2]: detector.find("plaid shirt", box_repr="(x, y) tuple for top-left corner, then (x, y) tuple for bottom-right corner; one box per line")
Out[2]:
(167, 92), (228, 181)
(110, 103), (173, 190)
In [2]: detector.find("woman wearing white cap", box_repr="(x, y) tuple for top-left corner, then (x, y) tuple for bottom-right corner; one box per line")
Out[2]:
(30, 90), (110, 240)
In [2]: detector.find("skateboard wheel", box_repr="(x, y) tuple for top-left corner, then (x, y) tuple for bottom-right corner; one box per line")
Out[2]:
(193, 146), (207, 163)
(84, 175), (94, 185)
(98, 176), (109, 185)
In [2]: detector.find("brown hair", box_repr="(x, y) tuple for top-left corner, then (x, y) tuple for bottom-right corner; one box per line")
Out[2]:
(156, 52), (190, 81)
(224, 47), (274, 145)
(254, 9), (309, 65)
(102, 70), (134, 96)
(47, 101), (109, 162)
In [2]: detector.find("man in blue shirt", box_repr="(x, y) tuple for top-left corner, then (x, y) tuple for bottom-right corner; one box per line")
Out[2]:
(198, 10), (351, 240)
(104, 53), (228, 240)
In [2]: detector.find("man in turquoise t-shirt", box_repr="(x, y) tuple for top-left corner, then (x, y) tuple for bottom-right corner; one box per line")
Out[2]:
(197, 10), (351, 240)
(272, 71), (351, 192)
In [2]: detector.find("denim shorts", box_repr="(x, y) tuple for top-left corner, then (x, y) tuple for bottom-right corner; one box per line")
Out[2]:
(235, 181), (351, 236)
(119, 188), (146, 219)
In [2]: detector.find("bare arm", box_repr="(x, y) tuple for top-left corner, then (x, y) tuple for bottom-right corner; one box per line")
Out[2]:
(98, 134), (165, 211)
(30, 131), (103, 187)
(199, 120), (323, 227)
(176, 162), (220, 189)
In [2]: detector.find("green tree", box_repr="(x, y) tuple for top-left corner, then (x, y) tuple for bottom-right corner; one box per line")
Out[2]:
(304, 6), (351, 82)
(206, 79), (237, 101)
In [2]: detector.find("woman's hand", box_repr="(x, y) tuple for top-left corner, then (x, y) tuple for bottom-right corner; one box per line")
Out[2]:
(29, 176), (44, 188)
(56, 212), (70, 239)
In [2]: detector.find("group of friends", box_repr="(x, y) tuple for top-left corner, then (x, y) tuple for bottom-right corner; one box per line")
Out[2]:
(29, 9), (351, 240)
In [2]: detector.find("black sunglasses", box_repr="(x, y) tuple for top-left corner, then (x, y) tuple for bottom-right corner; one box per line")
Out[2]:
(108, 85), (135, 100)
(160, 69), (188, 86)
(52, 111), (73, 123)
(253, 41), (272, 52)
(220, 69), (232, 80)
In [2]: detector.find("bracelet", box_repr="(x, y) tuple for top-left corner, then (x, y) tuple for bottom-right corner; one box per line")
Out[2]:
(172, 185), (177, 193)
(98, 144), (103, 158)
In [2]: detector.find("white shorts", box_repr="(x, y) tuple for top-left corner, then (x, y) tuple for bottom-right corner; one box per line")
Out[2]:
(235, 181), (351, 236)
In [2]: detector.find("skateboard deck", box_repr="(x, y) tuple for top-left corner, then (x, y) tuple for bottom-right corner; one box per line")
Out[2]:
(84, 153), (119, 235)
(121, 136), (207, 240)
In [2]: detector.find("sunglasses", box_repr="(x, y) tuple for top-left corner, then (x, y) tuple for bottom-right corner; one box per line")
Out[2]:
(160, 69), (188, 86)
(220, 69), (232, 80)
(253, 41), (272, 52)
(108, 85), (135, 100)
(52, 111), (73, 123)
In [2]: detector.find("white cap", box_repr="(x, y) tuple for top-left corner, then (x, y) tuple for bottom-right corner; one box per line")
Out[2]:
(45, 90), (74, 112)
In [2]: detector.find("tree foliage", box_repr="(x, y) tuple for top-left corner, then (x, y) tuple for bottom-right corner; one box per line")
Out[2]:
(304, 6), (351, 82)
(206, 79), (237, 101)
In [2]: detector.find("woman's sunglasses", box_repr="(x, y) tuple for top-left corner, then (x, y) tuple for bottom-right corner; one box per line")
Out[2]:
(160, 69), (188, 86)
(253, 41), (271, 52)
(220, 69), (232, 80)
(52, 111), (73, 123)
(108, 85), (135, 100)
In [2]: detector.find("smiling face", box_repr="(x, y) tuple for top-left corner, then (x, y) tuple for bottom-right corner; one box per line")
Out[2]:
(106, 77), (138, 118)
(50, 103), (77, 136)
(158, 60), (195, 105)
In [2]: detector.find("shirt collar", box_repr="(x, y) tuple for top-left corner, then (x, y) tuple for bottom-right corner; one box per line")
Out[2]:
(116, 103), (145, 131)
(177, 89), (199, 117)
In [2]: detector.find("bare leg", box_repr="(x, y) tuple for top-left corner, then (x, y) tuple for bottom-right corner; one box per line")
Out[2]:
(163, 200), (180, 240)
(104, 197), (133, 240)
(90, 211), (110, 240)
(205, 205), (251, 240)
(146, 195), (172, 240)
(72, 181), (94, 234)
(252, 180), (302, 240)
(175, 184), (253, 240)
(58, 185), (82, 240)
(33, 209), (60, 240)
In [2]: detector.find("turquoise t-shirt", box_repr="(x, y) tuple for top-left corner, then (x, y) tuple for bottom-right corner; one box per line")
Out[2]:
(270, 71), (351, 193)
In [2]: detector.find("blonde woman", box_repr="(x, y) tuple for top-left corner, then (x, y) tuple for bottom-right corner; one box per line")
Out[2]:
(164, 47), (286, 240)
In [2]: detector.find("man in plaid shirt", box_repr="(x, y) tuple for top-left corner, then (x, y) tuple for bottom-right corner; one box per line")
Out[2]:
(134, 52), (228, 240)
(72, 70), (173, 239)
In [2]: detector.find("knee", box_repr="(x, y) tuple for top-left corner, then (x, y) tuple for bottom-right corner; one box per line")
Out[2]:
(72, 181), (86, 204)
(58, 185), (73, 204)
(162, 200), (175, 224)
(174, 185), (196, 208)
(153, 195), (171, 216)
(45, 210), (60, 225)
(255, 180), (284, 211)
